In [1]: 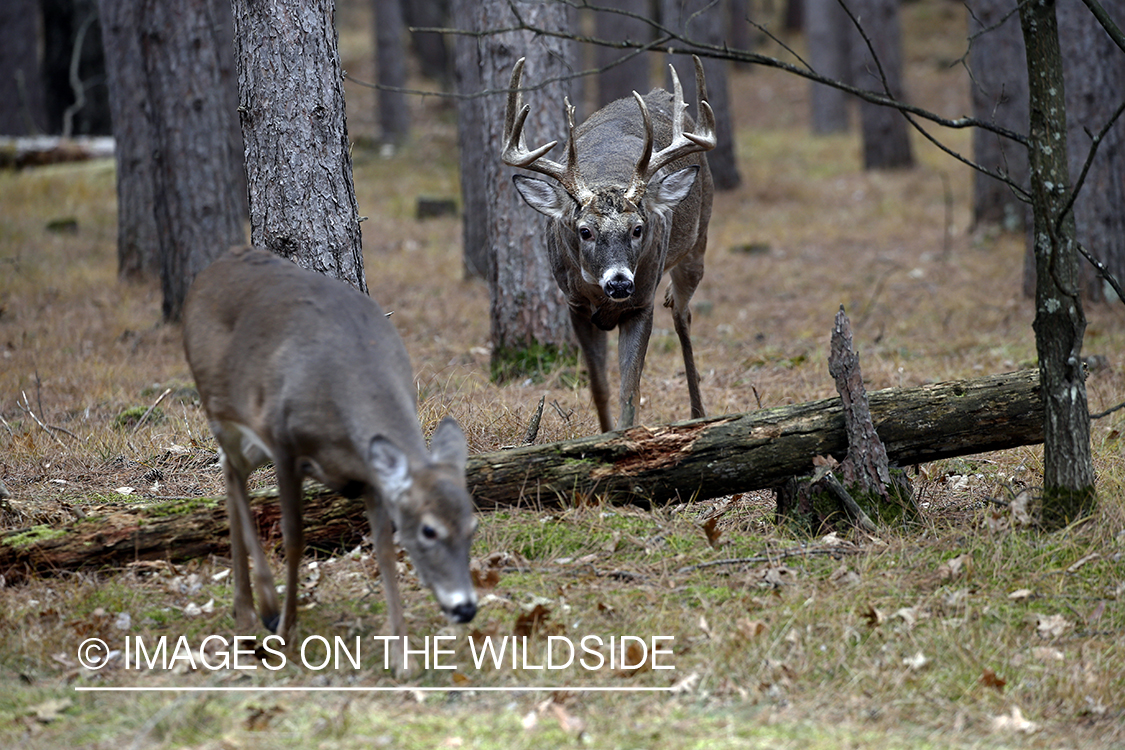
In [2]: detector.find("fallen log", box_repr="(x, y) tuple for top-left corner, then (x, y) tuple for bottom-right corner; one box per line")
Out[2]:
(0, 370), (1042, 579)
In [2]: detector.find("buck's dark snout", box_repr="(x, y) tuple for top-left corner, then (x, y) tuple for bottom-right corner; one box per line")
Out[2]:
(604, 273), (634, 300)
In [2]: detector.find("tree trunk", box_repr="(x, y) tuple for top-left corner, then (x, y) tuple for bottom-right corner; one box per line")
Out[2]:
(139, 0), (245, 322)
(1018, 0), (1096, 527)
(1054, 0), (1125, 301)
(402, 0), (452, 85)
(100, 0), (244, 282)
(850, 0), (914, 169)
(231, 0), (367, 292)
(451, 0), (490, 281)
(479, 0), (576, 374)
(595, 0), (653, 107)
(805, 0), (853, 135)
(967, 0), (1029, 232)
(374, 0), (410, 145)
(0, 371), (1044, 579)
(98, 0), (157, 280)
(0, 0), (48, 135)
(662, 0), (742, 190)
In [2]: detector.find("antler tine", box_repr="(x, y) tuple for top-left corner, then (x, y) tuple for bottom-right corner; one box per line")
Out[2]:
(634, 60), (718, 185)
(501, 57), (576, 190)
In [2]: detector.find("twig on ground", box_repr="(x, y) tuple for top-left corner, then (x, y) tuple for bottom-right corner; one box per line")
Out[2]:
(17, 391), (66, 448)
(675, 546), (859, 575)
(133, 388), (172, 433)
(523, 395), (546, 444)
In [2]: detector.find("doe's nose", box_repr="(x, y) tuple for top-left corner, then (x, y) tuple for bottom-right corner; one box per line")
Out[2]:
(449, 600), (477, 623)
(604, 274), (634, 300)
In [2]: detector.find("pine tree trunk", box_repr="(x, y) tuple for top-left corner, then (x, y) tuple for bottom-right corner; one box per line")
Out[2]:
(595, 0), (653, 107)
(968, 0), (1029, 231)
(662, 0), (742, 190)
(805, 0), (852, 135)
(478, 0), (575, 370)
(231, 0), (367, 292)
(0, 0), (48, 135)
(98, 0), (159, 280)
(374, 0), (410, 145)
(850, 0), (914, 169)
(402, 0), (452, 85)
(1018, 0), (1096, 527)
(452, 0), (490, 280)
(1055, 0), (1125, 302)
(139, 0), (245, 322)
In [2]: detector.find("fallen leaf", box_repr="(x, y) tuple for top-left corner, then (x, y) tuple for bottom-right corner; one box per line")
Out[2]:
(701, 515), (723, 548)
(892, 607), (918, 630)
(550, 703), (586, 734)
(513, 604), (551, 638)
(669, 671), (700, 694)
(938, 553), (971, 580)
(1066, 553), (1100, 574)
(902, 651), (929, 670)
(991, 706), (1038, 734)
(1010, 489), (1035, 527)
(31, 698), (72, 723)
(1007, 588), (1033, 601)
(861, 605), (886, 627)
(762, 566), (798, 587)
(979, 668), (1006, 692)
(1035, 614), (1072, 639)
(1030, 646), (1065, 662)
(115, 486), (135, 496)
(736, 618), (768, 640)
(244, 704), (284, 731)
(521, 710), (538, 730)
(829, 565), (860, 587)
(451, 672), (471, 686)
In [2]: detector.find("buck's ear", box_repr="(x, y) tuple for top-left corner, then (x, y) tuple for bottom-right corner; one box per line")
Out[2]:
(512, 175), (574, 220)
(648, 166), (699, 212)
(429, 416), (468, 471)
(369, 436), (412, 500)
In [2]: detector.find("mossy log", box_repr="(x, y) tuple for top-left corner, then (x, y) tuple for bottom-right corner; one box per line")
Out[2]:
(0, 370), (1042, 580)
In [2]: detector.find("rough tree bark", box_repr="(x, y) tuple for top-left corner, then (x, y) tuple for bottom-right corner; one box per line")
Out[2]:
(595, 0), (653, 107)
(231, 0), (367, 292)
(1018, 0), (1096, 526)
(0, 370), (1045, 580)
(662, 0), (742, 190)
(97, 0), (158, 280)
(478, 0), (575, 377)
(968, 0), (1029, 231)
(850, 0), (914, 169)
(1053, 0), (1125, 301)
(139, 0), (245, 321)
(805, 0), (853, 135)
(452, 0), (490, 280)
(374, 0), (410, 145)
(0, 0), (48, 135)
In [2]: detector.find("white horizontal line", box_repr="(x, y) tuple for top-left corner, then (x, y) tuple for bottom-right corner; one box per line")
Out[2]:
(74, 686), (673, 693)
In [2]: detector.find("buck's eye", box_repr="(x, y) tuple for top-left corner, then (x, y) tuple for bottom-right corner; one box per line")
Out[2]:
(421, 524), (438, 541)
(632, 224), (643, 238)
(579, 227), (593, 241)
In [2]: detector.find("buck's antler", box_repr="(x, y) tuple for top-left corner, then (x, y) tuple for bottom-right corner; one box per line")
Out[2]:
(502, 58), (583, 195)
(628, 56), (717, 199)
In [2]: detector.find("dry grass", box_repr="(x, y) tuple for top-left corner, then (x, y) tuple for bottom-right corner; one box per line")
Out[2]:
(2, 1), (1125, 747)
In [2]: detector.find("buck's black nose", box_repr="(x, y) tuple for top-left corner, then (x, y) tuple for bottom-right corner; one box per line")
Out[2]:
(449, 600), (477, 623)
(604, 275), (634, 299)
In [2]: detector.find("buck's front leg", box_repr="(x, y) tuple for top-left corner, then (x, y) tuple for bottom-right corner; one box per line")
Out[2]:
(220, 452), (256, 632)
(366, 492), (408, 676)
(570, 308), (613, 432)
(617, 308), (654, 429)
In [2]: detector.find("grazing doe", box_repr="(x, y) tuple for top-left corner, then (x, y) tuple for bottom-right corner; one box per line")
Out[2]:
(502, 56), (716, 431)
(182, 246), (477, 672)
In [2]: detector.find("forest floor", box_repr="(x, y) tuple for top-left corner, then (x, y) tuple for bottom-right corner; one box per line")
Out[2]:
(1, 1), (1124, 748)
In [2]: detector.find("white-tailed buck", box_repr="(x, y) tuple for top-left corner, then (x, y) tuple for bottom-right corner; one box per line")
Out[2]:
(182, 246), (478, 671)
(503, 56), (716, 432)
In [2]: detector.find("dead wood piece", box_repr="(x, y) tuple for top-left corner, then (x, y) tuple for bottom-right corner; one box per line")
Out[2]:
(0, 370), (1042, 580)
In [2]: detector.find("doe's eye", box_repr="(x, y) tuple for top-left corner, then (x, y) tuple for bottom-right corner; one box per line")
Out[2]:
(579, 227), (593, 241)
(421, 524), (438, 541)
(632, 224), (643, 238)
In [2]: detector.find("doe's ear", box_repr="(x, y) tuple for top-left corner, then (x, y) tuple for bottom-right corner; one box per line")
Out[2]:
(369, 436), (412, 500)
(648, 166), (698, 213)
(512, 174), (575, 221)
(430, 416), (468, 471)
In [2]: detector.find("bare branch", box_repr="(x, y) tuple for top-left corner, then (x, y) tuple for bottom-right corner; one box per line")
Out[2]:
(1079, 0), (1125, 55)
